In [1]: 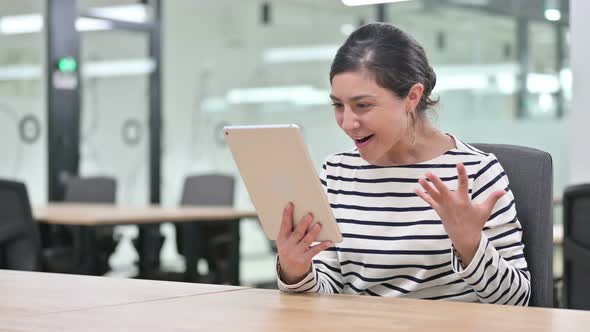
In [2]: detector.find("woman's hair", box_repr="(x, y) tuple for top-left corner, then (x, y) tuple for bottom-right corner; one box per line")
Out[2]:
(330, 23), (438, 113)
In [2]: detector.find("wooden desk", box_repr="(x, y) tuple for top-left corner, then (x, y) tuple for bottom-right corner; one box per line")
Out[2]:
(33, 203), (258, 282)
(33, 203), (258, 226)
(0, 270), (244, 319)
(2, 278), (590, 332)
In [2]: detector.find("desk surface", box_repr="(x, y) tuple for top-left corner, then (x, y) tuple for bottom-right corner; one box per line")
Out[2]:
(0, 270), (244, 319)
(2, 274), (590, 332)
(33, 203), (258, 226)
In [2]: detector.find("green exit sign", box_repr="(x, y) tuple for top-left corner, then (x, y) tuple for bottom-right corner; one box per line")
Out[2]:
(57, 56), (77, 72)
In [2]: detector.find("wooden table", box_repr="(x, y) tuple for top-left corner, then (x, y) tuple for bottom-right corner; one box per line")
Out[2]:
(33, 203), (258, 226)
(0, 270), (244, 319)
(2, 271), (590, 332)
(33, 203), (258, 283)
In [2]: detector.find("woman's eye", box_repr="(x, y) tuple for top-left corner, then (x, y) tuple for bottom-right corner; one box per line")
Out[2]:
(332, 103), (343, 108)
(357, 103), (371, 109)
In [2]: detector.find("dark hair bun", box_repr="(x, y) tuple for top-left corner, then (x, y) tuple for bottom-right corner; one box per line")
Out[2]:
(330, 23), (439, 112)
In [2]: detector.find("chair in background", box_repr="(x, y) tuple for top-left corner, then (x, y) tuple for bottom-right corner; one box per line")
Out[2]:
(66, 176), (118, 274)
(175, 174), (237, 284)
(472, 143), (553, 308)
(561, 183), (590, 310)
(63, 176), (117, 204)
(44, 176), (118, 275)
(0, 179), (41, 271)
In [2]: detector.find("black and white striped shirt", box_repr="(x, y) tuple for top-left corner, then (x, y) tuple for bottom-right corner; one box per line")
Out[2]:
(278, 136), (531, 305)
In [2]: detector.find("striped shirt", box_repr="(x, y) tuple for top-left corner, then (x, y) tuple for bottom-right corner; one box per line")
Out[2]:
(277, 136), (531, 305)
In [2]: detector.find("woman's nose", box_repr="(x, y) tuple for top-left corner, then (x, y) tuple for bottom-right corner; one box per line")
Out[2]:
(341, 108), (359, 131)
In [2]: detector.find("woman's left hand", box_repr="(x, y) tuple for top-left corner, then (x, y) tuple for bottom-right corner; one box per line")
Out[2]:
(415, 163), (506, 266)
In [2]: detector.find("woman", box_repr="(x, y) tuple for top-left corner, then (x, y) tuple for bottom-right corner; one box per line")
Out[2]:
(275, 23), (530, 305)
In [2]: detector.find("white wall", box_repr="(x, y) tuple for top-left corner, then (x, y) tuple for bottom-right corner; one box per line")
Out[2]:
(570, 0), (590, 184)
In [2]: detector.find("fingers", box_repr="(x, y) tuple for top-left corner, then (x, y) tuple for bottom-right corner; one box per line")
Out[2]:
(296, 222), (322, 252)
(418, 177), (441, 201)
(483, 189), (506, 212)
(277, 202), (294, 242)
(287, 212), (314, 247)
(456, 163), (469, 196)
(415, 188), (438, 208)
(425, 172), (450, 198)
(304, 241), (333, 261)
(275, 207), (332, 281)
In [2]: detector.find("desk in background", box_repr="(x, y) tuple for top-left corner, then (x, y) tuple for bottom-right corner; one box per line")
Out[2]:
(33, 203), (258, 283)
(33, 203), (258, 226)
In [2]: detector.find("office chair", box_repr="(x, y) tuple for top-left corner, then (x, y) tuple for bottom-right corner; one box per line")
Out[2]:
(561, 183), (590, 310)
(472, 143), (553, 307)
(44, 176), (118, 275)
(0, 179), (41, 271)
(176, 174), (237, 284)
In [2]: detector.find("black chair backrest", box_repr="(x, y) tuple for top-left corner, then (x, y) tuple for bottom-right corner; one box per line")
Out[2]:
(562, 183), (590, 310)
(64, 176), (116, 203)
(472, 144), (553, 308)
(61, 176), (117, 265)
(180, 175), (234, 206)
(0, 179), (40, 271)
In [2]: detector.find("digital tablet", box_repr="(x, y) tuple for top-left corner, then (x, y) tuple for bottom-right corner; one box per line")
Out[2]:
(224, 124), (342, 243)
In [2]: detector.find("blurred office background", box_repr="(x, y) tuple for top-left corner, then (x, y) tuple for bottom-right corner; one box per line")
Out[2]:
(1, 0), (587, 307)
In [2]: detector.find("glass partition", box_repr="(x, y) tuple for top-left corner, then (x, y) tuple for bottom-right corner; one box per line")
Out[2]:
(0, 0), (47, 203)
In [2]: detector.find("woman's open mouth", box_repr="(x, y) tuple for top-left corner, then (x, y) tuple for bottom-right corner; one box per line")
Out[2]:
(354, 134), (374, 148)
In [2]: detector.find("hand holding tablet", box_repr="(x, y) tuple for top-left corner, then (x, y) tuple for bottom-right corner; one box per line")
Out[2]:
(224, 124), (342, 284)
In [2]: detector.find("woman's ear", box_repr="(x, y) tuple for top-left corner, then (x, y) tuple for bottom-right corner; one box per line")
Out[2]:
(407, 83), (424, 111)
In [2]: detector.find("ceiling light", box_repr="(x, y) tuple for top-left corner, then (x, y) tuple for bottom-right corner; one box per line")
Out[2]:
(0, 58), (155, 81)
(0, 4), (145, 35)
(263, 45), (339, 63)
(342, 0), (414, 6)
(76, 17), (113, 31)
(544, 0), (561, 21)
(0, 14), (112, 34)
(226, 85), (329, 105)
(0, 14), (42, 34)
(89, 4), (148, 23)
(544, 9), (561, 21)
(82, 58), (156, 77)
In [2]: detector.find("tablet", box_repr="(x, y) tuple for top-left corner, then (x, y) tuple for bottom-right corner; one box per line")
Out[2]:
(224, 124), (342, 243)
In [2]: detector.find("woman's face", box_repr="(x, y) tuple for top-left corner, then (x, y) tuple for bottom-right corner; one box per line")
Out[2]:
(330, 71), (416, 165)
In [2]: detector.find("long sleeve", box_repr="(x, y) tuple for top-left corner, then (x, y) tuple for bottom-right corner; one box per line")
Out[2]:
(450, 154), (531, 305)
(277, 161), (344, 294)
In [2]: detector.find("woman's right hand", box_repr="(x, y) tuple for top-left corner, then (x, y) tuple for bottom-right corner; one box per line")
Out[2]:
(276, 202), (333, 284)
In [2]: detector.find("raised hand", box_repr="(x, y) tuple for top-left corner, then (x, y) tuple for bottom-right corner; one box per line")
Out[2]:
(415, 163), (506, 266)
